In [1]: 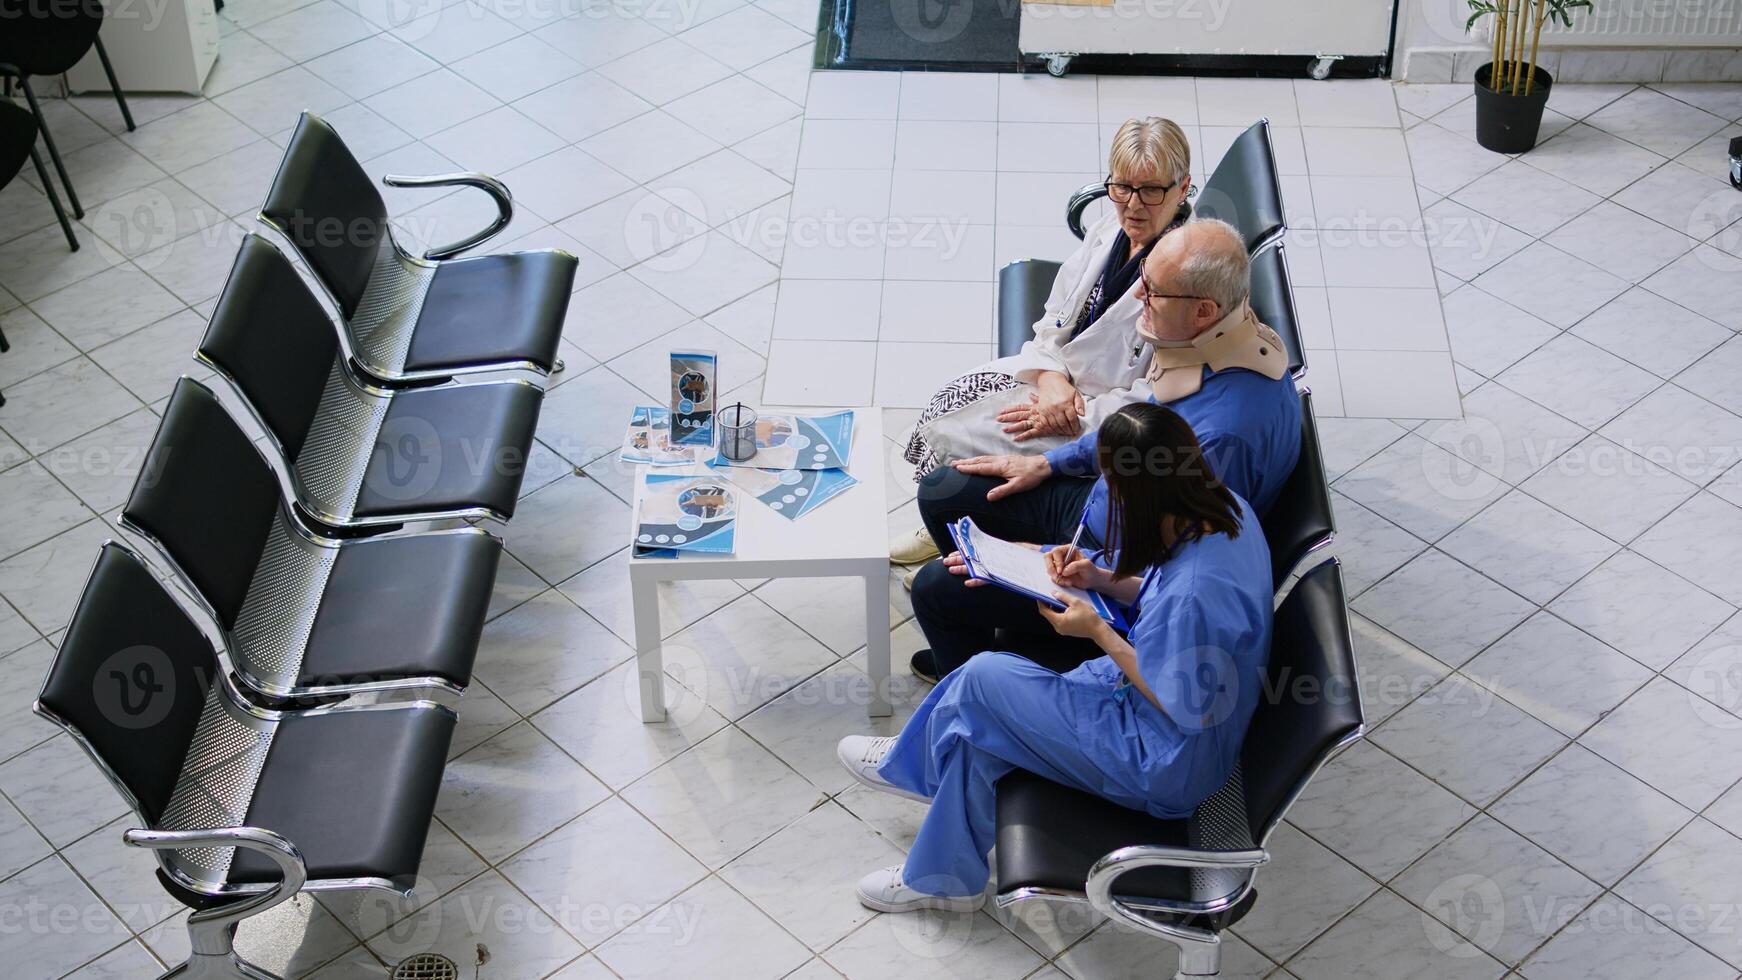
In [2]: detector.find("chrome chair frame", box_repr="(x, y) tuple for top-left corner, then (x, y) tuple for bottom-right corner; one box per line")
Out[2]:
(194, 349), (534, 529)
(256, 163), (567, 388)
(126, 827), (304, 980)
(34, 542), (452, 978)
(995, 560), (1365, 980)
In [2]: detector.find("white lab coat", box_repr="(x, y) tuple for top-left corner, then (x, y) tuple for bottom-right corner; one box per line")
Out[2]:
(915, 212), (1155, 463)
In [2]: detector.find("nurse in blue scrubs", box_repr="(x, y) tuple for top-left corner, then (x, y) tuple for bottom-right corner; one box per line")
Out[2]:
(837, 401), (1274, 912)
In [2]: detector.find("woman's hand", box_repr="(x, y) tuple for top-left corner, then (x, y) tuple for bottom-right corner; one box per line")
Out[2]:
(999, 394), (1081, 441)
(1031, 375), (1084, 433)
(1036, 594), (1107, 640)
(1045, 545), (1104, 591)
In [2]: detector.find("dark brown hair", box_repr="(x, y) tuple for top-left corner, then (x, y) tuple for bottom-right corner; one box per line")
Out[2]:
(1096, 403), (1242, 578)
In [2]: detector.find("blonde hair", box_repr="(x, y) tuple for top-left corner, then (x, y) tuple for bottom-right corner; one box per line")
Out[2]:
(1107, 117), (1191, 185)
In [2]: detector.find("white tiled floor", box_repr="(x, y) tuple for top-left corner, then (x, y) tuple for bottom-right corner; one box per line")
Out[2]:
(761, 70), (1466, 418)
(2, 0), (1742, 976)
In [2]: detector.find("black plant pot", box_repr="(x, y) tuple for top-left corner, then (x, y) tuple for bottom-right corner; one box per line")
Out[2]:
(1473, 63), (1553, 153)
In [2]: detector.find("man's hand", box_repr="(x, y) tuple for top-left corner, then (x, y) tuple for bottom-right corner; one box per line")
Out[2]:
(952, 453), (1052, 501)
(941, 551), (987, 587)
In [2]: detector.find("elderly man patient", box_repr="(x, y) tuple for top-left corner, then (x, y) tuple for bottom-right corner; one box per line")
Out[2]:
(836, 403), (1274, 911)
(907, 217), (1298, 683)
(890, 116), (1196, 571)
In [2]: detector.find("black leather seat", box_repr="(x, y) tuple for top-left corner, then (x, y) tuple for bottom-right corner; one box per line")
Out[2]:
(353, 380), (541, 521)
(34, 542), (455, 979)
(993, 559), (1363, 980)
(122, 377), (499, 700)
(261, 111), (577, 386)
(301, 531), (497, 686)
(1193, 119), (1286, 255)
(229, 706), (451, 886)
(1248, 243), (1305, 378)
(197, 234), (541, 528)
(408, 250), (572, 373)
(998, 770), (1194, 900)
(997, 259), (1063, 358)
(1259, 390), (1334, 591)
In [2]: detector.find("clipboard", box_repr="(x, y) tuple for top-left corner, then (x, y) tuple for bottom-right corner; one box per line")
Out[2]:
(947, 517), (1129, 630)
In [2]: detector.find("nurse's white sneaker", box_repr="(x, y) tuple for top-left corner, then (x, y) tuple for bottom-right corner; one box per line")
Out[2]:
(856, 865), (985, 913)
(890, 527), (940, 565)
(837, 736), (929, 803)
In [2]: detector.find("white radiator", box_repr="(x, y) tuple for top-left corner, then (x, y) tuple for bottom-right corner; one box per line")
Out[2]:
(1479, 0), (1742, 46)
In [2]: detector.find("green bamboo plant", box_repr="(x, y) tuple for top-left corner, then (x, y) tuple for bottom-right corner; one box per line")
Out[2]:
(1466, 0), (1594, 95)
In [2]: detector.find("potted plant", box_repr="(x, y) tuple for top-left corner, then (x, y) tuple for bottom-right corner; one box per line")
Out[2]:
(1464, 0), (1592, 153)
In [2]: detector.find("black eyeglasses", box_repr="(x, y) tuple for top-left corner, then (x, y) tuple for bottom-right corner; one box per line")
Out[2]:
(1136, 274), (1216, 309)
(1105, 178), (1178, 205)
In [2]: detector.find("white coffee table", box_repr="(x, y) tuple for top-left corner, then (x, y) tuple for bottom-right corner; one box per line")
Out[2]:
(627, 412), (892, 722)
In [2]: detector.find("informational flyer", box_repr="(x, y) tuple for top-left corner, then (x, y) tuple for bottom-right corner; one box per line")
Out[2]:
(709, 410), (853, 471)
(717, 465), (858, 521)
(670, 350), (716, 446)
(619, 406), (696, 466)
(633, 473), (736, 558)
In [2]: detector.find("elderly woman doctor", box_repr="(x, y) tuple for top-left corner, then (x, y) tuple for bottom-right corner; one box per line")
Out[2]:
(839, 402), (1273, 911)
(892, 116), (1195, 568)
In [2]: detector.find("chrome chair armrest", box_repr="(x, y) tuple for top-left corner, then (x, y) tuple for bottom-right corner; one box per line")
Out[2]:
(380, 172), (514, 260)
(1065, 181), (1109, 240)
(1086, 844), (1269, 926)
(124, 826), (308, 947)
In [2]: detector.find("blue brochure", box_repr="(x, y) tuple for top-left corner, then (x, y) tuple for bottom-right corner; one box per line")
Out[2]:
(633, 474), (736, 558)
(713, 465), (859, 521)
(670, 350), (717, 446)
(710, 410), (853, 471)
(620, 406), (698, 466)
(947, 517), (1129, 629)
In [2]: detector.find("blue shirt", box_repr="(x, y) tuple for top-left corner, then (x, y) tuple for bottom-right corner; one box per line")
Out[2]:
(1068, 494), (1275, 813)
(1043, 367), (1300, 545)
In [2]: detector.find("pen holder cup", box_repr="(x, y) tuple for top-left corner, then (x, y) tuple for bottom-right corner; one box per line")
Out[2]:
(719, 405), (758, 462)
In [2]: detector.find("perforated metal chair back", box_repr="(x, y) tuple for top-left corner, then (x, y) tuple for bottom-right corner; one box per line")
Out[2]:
(1193, 119), (1286, 255)
(1258, 390), (1334, 590)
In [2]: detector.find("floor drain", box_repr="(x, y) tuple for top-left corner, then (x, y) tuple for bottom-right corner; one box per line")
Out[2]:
(391, 953), (459, 980)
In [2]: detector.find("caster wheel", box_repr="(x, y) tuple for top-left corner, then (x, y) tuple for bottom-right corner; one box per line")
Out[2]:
(1308, 55), (1341, 80)
(1046, 54), (1072, 77)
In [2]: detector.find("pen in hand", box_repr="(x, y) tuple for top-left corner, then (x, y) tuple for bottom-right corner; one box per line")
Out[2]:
(1049, 521), (1088, 586)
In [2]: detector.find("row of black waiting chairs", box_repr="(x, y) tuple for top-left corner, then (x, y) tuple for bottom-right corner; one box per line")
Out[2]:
(988, 120), (1365, 979)
(33, 112), (579, 980)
